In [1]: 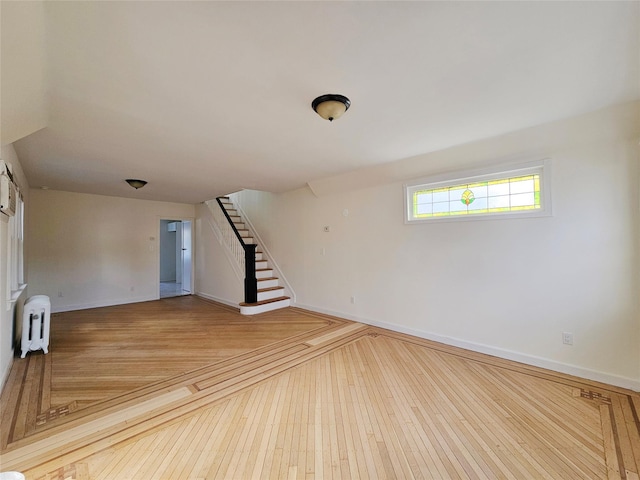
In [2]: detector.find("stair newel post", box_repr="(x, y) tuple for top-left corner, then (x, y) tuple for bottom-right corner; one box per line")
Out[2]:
(244, 244), (258, 304)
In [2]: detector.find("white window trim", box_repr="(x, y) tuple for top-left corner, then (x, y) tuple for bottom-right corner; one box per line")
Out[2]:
(5, 185), (26, 307)
(404, 159), (552, 224)
(9, 283), (27, 305)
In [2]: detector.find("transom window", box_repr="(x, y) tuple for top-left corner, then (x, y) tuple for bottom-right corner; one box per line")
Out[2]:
(405, 160), (550, 223)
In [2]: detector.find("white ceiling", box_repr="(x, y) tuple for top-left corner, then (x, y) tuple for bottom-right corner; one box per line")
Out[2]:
(5, 1), (640, 204)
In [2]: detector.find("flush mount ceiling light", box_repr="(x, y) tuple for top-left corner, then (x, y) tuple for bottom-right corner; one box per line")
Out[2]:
(126, 179), (147, 189)
(312, 94), (351, 122)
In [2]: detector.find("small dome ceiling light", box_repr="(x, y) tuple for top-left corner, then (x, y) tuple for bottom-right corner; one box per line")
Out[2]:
(312, 94), (351, 122)
(126, 179), (147, 189)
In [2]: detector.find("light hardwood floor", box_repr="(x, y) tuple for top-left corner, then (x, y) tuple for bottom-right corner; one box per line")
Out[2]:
(1, 296), (638, 479)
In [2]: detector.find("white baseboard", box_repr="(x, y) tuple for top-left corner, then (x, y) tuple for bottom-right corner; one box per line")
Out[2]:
(51, 293), (239, 314)
(294, 302), (640, 393)
(195, 291), (239, 309)
(0, 357), (13, 396)
(51, 295), (158, 313)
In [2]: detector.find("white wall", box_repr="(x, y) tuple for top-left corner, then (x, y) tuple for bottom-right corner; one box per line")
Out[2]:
(223, 102), (640, 390)
(194, 202), (243, 306)
(0, 145), (30, 390)
(27, 190), (194, 312)
(0, 1), (48, 145)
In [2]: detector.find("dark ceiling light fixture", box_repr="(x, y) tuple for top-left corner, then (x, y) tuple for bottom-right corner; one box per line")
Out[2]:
(312, 94), (351, 122)
(126, 179), (147, 189)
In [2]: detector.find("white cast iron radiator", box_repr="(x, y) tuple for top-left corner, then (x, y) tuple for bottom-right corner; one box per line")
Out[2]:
(21, 295), (51, 358)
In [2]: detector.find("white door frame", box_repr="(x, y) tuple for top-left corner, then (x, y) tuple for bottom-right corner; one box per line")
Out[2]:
(180, 220), (192, 293)
(157, 216), (195, 298)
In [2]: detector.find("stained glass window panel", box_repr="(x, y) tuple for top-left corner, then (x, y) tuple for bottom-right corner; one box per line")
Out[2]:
(416, 192), (432, 204)
(488, 181), (510, 197)
(510, 177), (534, 194)
(449, 200), (467, 212)
(488, 195), (510, 209)
(470, 184), (488, 198)
(409, 172), (542, 220)
(416, 203), (432, 215)
(449, 187), (467, 200)
(432, 201), (449, 214)
(468, 197), (487, 212)
(432, 190), (449, 203)
(511, 192), (535, 207)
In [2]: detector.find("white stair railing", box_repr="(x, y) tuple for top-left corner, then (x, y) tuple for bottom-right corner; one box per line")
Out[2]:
(206, 199), (258, 304)
(206, 199), (245, 273)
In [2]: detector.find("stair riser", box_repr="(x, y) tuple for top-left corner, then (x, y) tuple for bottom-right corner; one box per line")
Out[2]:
(257, 278), (278, 289)
(255, 260), (268, 269)
(240, 298), (291, 315)
(257, 289), (284, 301)
(256, 270), (273, 279)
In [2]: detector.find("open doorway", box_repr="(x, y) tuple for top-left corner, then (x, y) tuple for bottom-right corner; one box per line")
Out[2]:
(159, 219), (193, 298)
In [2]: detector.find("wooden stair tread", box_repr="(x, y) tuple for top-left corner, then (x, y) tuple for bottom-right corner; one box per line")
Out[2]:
(258, 286), (284, 293)
(239, 296), (290, 307)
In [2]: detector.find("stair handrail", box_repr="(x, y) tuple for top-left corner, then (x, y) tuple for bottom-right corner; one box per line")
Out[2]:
(215, 197), (248, 246)
(214, 197), (257, 304)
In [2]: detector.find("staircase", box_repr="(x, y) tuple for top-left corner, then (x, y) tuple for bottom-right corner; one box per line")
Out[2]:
(217, 197), (291, 315)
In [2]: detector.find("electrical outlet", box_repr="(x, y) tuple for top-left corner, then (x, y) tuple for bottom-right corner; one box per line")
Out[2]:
(350, 296), (356, 304)
(562, 332), (573, 345)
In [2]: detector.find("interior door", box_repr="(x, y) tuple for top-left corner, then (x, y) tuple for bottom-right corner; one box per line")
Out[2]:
(181, 220), (192, 293)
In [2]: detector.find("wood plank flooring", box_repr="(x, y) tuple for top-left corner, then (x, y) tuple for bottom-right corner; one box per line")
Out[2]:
(1, 296), (638, 479)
